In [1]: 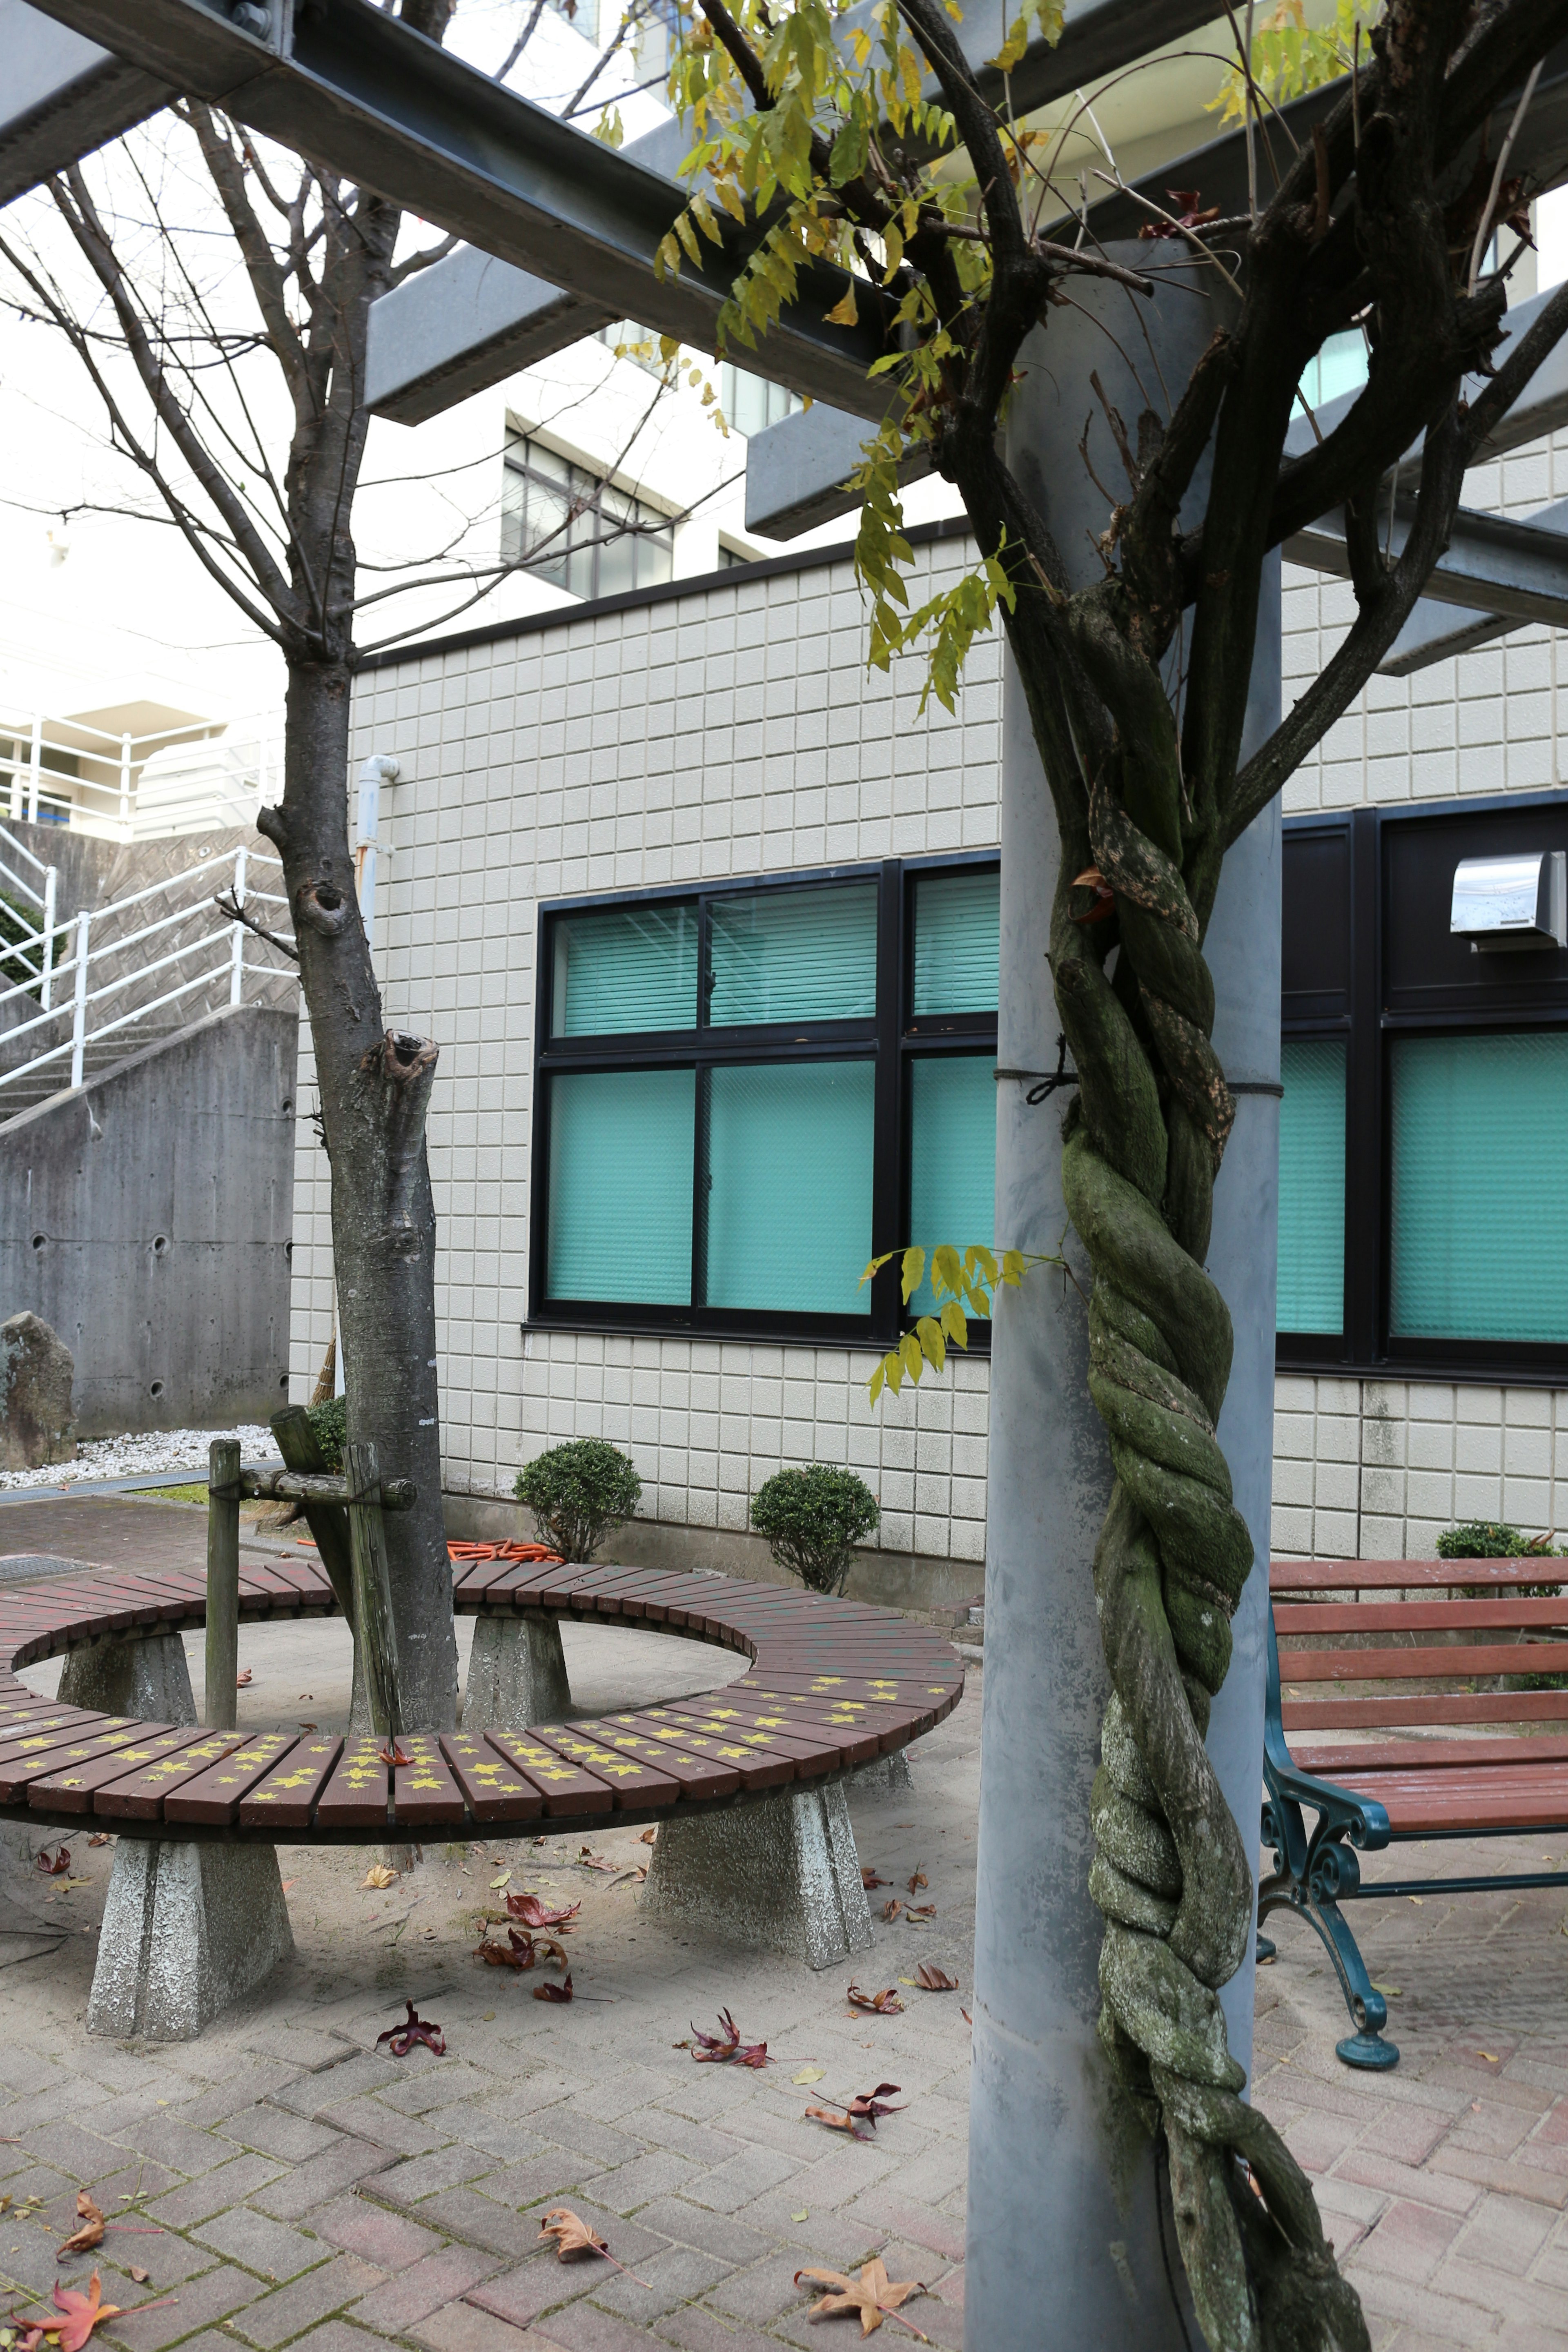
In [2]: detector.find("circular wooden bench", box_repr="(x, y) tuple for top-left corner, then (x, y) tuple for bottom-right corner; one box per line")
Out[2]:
(0, 1550), (964, 2039)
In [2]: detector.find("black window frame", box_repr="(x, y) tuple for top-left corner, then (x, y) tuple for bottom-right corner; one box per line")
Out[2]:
(1280, 790), (1568, 1385)
(528, 853), (1000, 1349)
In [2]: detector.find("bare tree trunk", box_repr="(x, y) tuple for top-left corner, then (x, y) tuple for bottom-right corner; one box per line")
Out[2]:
(261, 657), (457, 1731)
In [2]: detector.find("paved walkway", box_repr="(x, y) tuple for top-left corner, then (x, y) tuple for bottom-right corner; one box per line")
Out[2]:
(0, 1511), (1562, 2349)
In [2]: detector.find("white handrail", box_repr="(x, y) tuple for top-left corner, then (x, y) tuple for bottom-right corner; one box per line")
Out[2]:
(69, 908), (89, 1087)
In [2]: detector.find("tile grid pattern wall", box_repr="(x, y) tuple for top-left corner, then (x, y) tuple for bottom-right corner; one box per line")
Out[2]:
(289, 541), (1000, 1563)
(1274, 423), (1568, 1557)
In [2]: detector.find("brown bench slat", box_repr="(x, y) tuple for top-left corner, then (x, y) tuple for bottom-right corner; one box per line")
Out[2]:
(668, 1697), (883, 1766)
(94, 1732), (249, 1819)
(165, 1732), (303, 1824)
(1336, 1763), (1568, 1834)
(1272, 1559), (1564, 1592)
(0, 1721), (169, 1799)
(484, 1731), (616, 1814)
(657, 1700), (851, 1773)
(26, 1726), (209, 1809)
(732, 1670), (962, 1705)
(439, 1733), (545, 1822)
(526, 1727), (682, 1808)
(572, 1715), (744, 1801)
(392, 1737), (468, 1827)
(1283, 1690), (1568, 1731)
(1295, 1734), (1568, 1775)
(0, 1706), (118, 1755)
(240, 1736), (344, 1826)
(1278, 1642), (1568, 1683)
(676, 1687), (938, 1747)
(314, 1740), (391, 1828)
(1275, 1597), (1568, 1636)
(635, 1710), (800, 1790)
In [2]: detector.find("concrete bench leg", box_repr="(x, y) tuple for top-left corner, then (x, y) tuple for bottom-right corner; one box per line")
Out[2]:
(851, 1749), (913, 1798)
(59, 1631), (197, 1726)
(641, 1779), (873, 1970)
(87, 1840), (292, 2041)
(465, 1610), (570, 1727)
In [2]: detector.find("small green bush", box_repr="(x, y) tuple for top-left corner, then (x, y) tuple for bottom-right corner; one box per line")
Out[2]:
(750, 1466), (880, 1596)
(514, 1439), (642, 1561)
(1435, 1520), (1558, 1559)
(307, 1394), (347, 1473)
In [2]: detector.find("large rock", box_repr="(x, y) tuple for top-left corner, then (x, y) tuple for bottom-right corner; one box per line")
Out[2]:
(0, 1312), (74, 1470)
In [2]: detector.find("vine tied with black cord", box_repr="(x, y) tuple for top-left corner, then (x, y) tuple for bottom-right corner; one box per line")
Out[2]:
(657, 0), (1568, 2341)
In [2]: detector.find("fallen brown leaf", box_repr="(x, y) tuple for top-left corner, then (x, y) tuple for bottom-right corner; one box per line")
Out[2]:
(505, 1892), (579, 1931)
(533, 1973), (574, 2002)
(128, 2268), (150, 2287)
(915, 1963), (958, 1992)
(362, 1864), (397, 1891)
(537, 2207), (650, 2285)
(58, 2192), (105, 2256)
(474, 1929), (569, 1972)
(34, 1847), (70, 1877)
(880, 1899), (902, 1923)
(376, 1742), (412, 1768)
(375, 2000), (445, 2056)
(575, 1847), (616, 1871)
(795, 2258), (929, 2338)
(861, 1866), (890, 1889)
(806, 2084), (904, 2143)
(86, 1835), (110, 1850)
(906, 1867), (928, 1895)
(235, 1669), (252, 1688)
(639, 1827), (657, 1846)
(682, 2009), (772, 2067)
(903, 1904), (936, 1923)
(846, 1983), (904, 2016)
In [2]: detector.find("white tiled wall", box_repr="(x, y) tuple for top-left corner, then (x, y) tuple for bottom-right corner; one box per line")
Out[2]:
(291, 456), (1568, 1569)
(289, 535), (1001, 1563)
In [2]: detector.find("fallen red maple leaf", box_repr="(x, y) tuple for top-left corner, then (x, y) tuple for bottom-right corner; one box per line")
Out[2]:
(474, 1929), (569, 1972)
(375, 2000), (445, 2056)
(8, 2270), (174, 2351)
(684, 2009), (771, 2067)
(505, 1891), (579, 1931)
(33, 1848), (70, 1877)
(795, 2259), (930, 2338)
(376, 1742), (412, 1768)
(846, 1982), (904, 2015)
(533, 1973), (574, 2002)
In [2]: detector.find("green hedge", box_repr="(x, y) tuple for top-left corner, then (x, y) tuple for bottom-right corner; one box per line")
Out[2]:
(750, 1466), (880, 1596)
(514, 1439), (642, 1562)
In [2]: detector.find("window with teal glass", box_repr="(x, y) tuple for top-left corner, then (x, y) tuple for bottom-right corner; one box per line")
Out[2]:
(704, 1061), (875, 1313)
(551, 904), (697, 1036)
(1390, 1032), (1568, 1342)
(546, 1069), (694, 1302)
(708, 884), (877, 1026)
(1277, 1039), (1346, 1334)
(906, 1055), (996, 1312)
(911, 870), (1000, 1014)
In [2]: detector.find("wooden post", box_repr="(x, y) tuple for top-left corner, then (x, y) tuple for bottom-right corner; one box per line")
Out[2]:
(345, 1439), (402, 1738)
(271, 1406), (356, 1628)
(205, 1438), (241, 1731)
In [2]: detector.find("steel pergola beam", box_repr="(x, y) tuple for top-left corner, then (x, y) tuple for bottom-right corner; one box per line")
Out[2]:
(0, 0), (168, 207)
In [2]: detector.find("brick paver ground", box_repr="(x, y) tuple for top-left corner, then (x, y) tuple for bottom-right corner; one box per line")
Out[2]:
(0, 1515), (1562, 2348)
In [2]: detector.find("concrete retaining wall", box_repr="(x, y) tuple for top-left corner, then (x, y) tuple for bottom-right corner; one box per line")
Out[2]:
(0, 1002), (297, 1433)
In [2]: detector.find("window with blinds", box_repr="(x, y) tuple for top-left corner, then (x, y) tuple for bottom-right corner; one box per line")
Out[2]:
(533, 858), (1000, 1340)
(1276, 1039), (1346, 1335)
(1390, 1031), (1568, 1343)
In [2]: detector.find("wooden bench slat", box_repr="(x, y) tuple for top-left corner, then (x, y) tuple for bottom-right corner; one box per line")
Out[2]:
(1279, 1642), (1568, 1683)
(1272, 1559), (1564, 1591)
(572, 1715), (744, 1800)
(0, 1706), (117, 1755)
(1275, 1597), (1568, 1636)
(240, 1736), (344, 1826)
(732, 1670), (962, 1705)
(314, 1739), (391, 1828)
(672, 1697), (884, 1766)
(526, 1726), (683, 1808)
(484, 1731), (616, 1814)
(659, 1699), (861, 1770)
(674, 1687), (936, 1746)
(439, 1733), (544, 1822)
(165, 1732), (303, 1824)
(390, 1736), (469, 1827)
(0, 1721), (169, 1797)
(634, 1710), (800, 1791)
(26, 1726), (208, 1810)
(1333, 1763), (1568, 1834)
(94, 1731), (249, 1819)
(1282, 1690), (1568, 1729)
(1295, 1735), (1568, 1774)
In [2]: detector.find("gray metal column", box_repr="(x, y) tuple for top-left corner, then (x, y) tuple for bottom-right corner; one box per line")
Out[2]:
(966, 259), (1281, 2348)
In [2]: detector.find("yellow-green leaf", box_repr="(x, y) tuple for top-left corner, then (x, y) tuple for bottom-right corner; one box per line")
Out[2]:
(900, 1246), (926, 1305)
(824, 281), (860, 328)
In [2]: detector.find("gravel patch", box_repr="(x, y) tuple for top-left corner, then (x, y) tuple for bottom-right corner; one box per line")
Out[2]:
(0, 1423), (276, 1490)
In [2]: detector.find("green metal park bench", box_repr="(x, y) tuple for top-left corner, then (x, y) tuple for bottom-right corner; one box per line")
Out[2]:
(1260, 1556), (1568, 2070)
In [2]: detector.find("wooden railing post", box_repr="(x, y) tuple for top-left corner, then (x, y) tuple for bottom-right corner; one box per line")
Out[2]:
(205, 1437), (241, 1730)
(345, 1438), (401, 1738)
(271, 1406), (356, 1628)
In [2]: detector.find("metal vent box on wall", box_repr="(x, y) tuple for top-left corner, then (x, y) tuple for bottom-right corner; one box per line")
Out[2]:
(1450, 849), (1568, 951)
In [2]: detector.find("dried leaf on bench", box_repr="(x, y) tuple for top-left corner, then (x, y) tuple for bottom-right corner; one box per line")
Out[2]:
(682, 2009), (772, 2067)
(880, 1899), (903, 1923)
(861, 1867), (890, 1889)
(846, 1983), (904, 2015)
(906, 1867), (928, 1895)
(362, 1865), (397, 1890)
(58, 2194), (105, 2256)
(505, 1892), (579, 1931)
(794, 2258), (930, 2339)
(376, 1743), (412, 1768)
(914, 1963), (958, 1991)
(537, 2207), (650, 2285)
(34, 1848), (70, 1877)
(376, 2001), (445, 2057)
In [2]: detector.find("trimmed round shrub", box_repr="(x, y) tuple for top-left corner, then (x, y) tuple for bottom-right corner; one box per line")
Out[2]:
(750, 1466), (880, 1596)
(307, 1394), (347, 1473)
(514, 1439), (642, 1562)
(1435, 1521), (1559, 1559)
